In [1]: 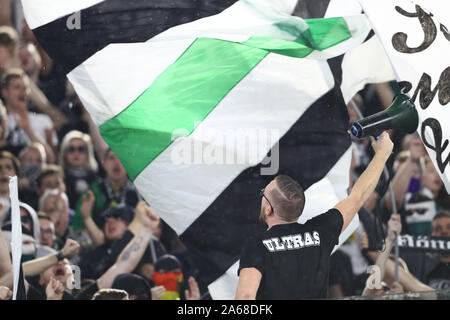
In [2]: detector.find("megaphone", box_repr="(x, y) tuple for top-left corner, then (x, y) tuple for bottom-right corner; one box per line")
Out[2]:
(350, 94), (419, 138)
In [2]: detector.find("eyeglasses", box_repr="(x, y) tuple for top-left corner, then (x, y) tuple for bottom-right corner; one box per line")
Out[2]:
(66, 146), (88, 154)
(260, 188), (274, 214)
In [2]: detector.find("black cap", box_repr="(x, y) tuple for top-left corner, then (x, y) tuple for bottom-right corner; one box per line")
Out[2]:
(101, 204), (135, 225)
(111, 273), (151, 299)
(154, 254), (182, 272)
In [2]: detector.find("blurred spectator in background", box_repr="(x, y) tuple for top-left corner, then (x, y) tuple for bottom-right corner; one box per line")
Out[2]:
(58, 130), (98, 209)
(363, 214), (434, 297)
(36, 164), (65, 197)
(72, 148), (141, 232)
(381, 138), (443, 236)
(79, 204), (136, 280)
(18, 142), (46, 204)
(111, 273), (154, 300)
(400, 211), (450, 290)
(91, 288), (129, 300)
(153, 254), (200, 300)
(38, 189), (72, 250)
(37, 212), (56, 249)
(18, 42), (41, 85)
(1, 68), (55, 161)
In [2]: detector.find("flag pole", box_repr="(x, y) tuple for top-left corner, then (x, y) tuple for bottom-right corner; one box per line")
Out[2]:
(349, 99), (400, 283)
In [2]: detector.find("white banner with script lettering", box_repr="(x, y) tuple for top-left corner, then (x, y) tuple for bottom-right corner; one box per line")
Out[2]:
(359, 0), (450, 193)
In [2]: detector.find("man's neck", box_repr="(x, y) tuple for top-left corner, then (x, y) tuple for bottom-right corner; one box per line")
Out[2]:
(439, 254), (450, 264)
(266, 218), (296, 230)
(107, 177), (127, 193)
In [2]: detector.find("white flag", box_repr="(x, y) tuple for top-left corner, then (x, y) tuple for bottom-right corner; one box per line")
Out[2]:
(9, 176), (21, 300)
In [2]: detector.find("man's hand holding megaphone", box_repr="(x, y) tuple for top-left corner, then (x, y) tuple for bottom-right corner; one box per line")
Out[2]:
(371, 132), (394, 160)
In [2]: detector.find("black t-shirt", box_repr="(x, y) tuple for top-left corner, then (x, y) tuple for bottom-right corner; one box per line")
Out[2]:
(426, 262), (450, 290)
(238, 209), (343, 300)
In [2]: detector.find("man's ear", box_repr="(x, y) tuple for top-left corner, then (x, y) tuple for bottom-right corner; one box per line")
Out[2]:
(266, 205), (274, 217)
(38, 275), (44, 286)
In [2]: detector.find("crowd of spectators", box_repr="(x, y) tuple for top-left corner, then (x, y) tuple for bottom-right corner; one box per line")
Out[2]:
(0, 2), (200, 300)
(0, 1), (448, 300)
(328, 84), (450, 299)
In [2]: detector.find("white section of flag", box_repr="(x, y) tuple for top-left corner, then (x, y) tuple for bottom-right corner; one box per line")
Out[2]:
(68, 39), (196, 126)
(21, 0), (104, 29)
(341, 36), (396, 104)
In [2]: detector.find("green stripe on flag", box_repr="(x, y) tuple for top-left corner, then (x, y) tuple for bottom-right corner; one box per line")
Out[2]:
(100, 38), (269, 180)
(100, 17), (352, 180)
(245, 17), (351, 58)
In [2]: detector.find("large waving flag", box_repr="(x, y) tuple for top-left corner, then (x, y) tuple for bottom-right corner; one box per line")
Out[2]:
(359, 0), (450, 193)
(22, 0), (395, 298)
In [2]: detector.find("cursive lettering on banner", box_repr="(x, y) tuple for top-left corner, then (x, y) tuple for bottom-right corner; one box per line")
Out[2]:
(392, 4), (450, 179)
(397, 67), (450, 110)
(441, 23), (450, 42)
(412, 67), (450, 109)
(421, 118), (450, 174)
(392, 5), (436, 53)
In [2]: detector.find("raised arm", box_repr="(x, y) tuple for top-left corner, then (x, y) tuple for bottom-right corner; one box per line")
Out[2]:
(334, 132), (393, 232)
(14, 110), (56, 164)
(97, 202), (158, 289)
(27, 81), (68, 132)
(23, 239), (79, 277)
(0, 239), (79, 288)
(362, 214), (401, 296)
(80, 190), (105, 247)
(82, 106), (109, 162)
(385, 141), (422, 213)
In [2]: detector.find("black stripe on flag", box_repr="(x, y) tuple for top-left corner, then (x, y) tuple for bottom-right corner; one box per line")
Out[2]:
(180, 56), (351, 293)
(32, 0), (238, 73)
(293, 0), (331, 19)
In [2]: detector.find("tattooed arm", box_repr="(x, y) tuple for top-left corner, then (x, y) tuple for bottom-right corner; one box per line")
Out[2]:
(97, 202), (159, 289)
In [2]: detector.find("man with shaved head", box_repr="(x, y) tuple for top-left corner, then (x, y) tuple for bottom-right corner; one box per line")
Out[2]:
(235, 132), (394, 300)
